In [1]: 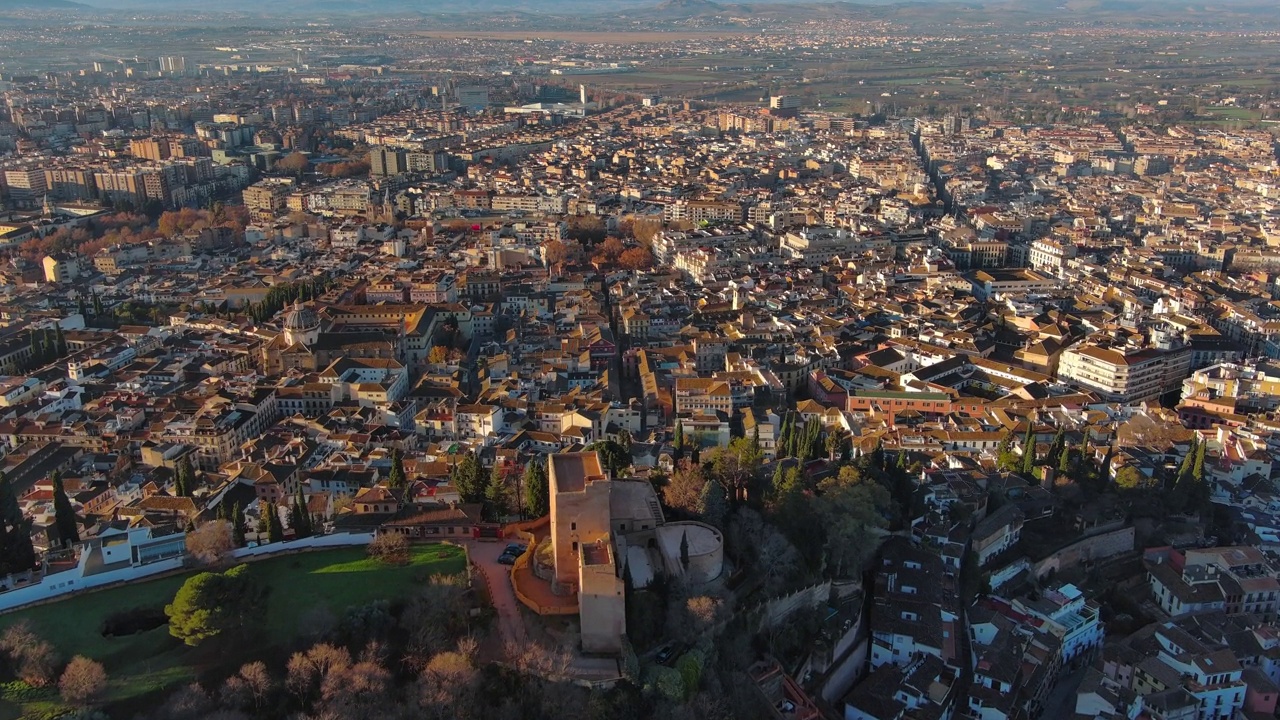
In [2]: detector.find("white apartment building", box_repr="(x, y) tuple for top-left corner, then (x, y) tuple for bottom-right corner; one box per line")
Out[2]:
(1028, 238), (1078, 277)
(1011, 583), (1103, 664)
(1058, 343), (1190, 404)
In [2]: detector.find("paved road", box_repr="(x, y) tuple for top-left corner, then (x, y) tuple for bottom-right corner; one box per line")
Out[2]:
(468, 540), (527, 653)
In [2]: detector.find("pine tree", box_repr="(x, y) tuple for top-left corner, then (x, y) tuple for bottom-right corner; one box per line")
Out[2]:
(696, 477), (728, 529)
(451, 453), (484, 504)
(51, 471), (80, 547)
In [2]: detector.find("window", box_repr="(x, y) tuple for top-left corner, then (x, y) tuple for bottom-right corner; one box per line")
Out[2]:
(571, 522), (576, 531)
(572, 542), (578, 552)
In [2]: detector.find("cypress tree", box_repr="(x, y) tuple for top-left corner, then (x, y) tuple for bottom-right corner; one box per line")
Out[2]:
(1057, 444), (1072, 476)
(996, 431), (1017, 471)
(0, 472), (22, 529)
(256, 501), (272, 535)
(293, 486), (312, 539)
(175, 455), (195, 497)
(0, 473), (34, 575)
(1021, 421), (1037, 476)
(485, 463), (510, 521)
(673, 421), (685, 462)
(267, 504), (284, 543)
(51, 471), (79, 547)
(387, 449), (406, 489)
(523, 460), (549, 518)
(871, 439), (885, 471)
(771, 461), (786, 500)
(679, 530), (690, 571)
(231, 503), (246, 547)
(1049, 428), (1065, 463)
(1177, 438), (1197, 484)
(1192, 439), (1206, 482)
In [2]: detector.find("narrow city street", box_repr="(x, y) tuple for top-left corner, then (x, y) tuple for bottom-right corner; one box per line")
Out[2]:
(1042, 665), (1088, 719)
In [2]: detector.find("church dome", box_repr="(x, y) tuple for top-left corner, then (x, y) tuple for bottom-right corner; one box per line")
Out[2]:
(282, 301), (319, 332)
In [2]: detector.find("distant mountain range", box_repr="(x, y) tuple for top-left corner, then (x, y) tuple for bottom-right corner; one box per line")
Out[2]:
(9, 0), (1280, 21)
(0, 0), (89, 8)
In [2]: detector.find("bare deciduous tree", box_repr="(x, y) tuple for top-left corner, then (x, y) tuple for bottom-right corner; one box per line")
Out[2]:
(1, 621), (60, 687)
(662, 462), (708, 516)
(152, 682), (214, 720)
(286, 643), (352, 706)
(367, 532), (410, 564)
(686, 596), (724, 633)
(186, 520), (235, 566)
(59, 656), (107, 707)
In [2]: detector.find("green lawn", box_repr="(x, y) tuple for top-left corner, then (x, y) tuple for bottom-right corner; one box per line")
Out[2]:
(1203, 106), (1263, 121)
(0, 543), (467, 718)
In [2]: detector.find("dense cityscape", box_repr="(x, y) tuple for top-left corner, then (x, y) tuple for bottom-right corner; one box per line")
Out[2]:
(0, 1), (1279, 719)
